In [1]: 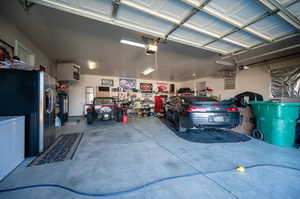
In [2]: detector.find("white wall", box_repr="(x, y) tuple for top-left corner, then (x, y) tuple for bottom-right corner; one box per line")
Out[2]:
(69, 74), (178, 116)
(179, 66), (271, 100)
(0, 16), (56, 76)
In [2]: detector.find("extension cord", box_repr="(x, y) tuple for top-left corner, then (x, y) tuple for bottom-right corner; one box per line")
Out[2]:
(0, 164), (299, 197)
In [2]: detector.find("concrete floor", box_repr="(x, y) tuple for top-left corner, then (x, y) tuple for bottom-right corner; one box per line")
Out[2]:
(1, 117), (300, 199)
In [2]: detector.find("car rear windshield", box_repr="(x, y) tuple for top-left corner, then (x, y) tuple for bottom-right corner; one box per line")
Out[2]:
(94, 98), (114, 104)
(182, 97), (217, 104)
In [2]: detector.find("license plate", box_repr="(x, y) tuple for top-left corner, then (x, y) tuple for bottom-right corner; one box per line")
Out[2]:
(213, 116), (224, 122)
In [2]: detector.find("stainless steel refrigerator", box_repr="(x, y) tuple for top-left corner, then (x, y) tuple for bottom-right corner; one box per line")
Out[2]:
(41, 72), (59, 152)
(0, 69), (59, 157)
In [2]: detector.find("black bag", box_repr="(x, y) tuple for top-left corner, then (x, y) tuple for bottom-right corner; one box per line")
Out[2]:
(234, 91), (263, 107)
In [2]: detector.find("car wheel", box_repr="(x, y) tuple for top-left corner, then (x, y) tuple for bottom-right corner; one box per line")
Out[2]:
(163, 111), (167, 119)
(87, 112), (94, 124)
(251, 129), (264, 140)
(116, 110), (123, 122)
(175, 116), (187, 133)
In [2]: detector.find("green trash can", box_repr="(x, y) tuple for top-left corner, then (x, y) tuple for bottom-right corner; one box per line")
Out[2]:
(249, 101), (300, 147)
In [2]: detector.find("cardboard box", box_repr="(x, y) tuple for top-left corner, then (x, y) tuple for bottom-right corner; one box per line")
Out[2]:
(96, 91), (111, 97)
(232, 106), (255, 135)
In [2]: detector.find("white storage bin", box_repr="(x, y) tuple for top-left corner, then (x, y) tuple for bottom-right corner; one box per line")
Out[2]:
(0, 116), (25, 180)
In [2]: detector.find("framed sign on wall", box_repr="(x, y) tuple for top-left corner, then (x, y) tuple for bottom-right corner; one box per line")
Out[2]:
(157, 82), (169, 92)
(119, 78), (136, 90)
(224, 72), (236, 90)
(101, 79), (114, 87)
(140, 83), (153, 92)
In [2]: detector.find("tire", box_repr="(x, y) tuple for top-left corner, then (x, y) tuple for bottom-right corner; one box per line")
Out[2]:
(175, 116), (187, 133)
(116, 110), (122, 122)
(179, 125), (187, 133)
(163, 111), (167, 119)
(251, 129), (264, 140)
(87, 112), (94, 124)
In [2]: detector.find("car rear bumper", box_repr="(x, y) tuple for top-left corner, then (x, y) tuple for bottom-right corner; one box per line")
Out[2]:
(181, 112), (240, 129)
(95, 111), (115, 120)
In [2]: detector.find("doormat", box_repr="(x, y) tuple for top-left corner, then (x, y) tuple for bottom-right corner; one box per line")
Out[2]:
(159, 118), (250, 143)
(29, 133), (83, 166)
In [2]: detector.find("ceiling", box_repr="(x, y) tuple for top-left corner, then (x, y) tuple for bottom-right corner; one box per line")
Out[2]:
(29, 0), (300, 54)
(1, 0), (300, 81)
(1, 0), (231, 81)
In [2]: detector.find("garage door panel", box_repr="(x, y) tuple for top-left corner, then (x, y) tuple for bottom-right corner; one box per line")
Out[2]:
(78, 0), (113, 16)
(246, 15), (296, 40)
(184, 11), (236, 37)
(223, 30), (266, 48)
(55, 0), (76, 5)
(287, 1), (300, 19)
(116, 5), (175, 36)
(168, 27), (215, 47)
(276, 0), (298, 6)
(205, 40), (242, 54)
(204, 0), (268, 26)
(120, 0), (193, 23)
(31, 0), (299, 55)
(183, 0), (208, 7)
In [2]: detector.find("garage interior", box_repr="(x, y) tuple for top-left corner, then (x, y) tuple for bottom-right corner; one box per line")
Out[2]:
(1, 0), (300, 198)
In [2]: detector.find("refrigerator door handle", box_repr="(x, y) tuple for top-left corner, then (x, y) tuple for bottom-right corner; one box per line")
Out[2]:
(50, 88), (54, 113)
(46, 88), (53, 114)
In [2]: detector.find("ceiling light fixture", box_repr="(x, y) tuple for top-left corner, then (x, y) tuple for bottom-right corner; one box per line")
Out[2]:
(216, 60), (234, 66)
(239, 65), (250, 70)
(142, 67), (155, 75)
(120, 39), (145, 48)
(243, 65), (250, 70)
(88, 61), (96, 70)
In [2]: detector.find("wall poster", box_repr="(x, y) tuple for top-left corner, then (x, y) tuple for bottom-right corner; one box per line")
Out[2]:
(119, 78), (136, 90)
(140, 83), (153, 92)
(157, 82), (169, 92)
(101, 79), (114, 87)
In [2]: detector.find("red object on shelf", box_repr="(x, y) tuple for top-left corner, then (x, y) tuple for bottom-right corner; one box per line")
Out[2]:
(154, 96), (163, 113)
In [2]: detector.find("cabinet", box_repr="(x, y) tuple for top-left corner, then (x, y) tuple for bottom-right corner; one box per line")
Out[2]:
(57, 63), (80, 81)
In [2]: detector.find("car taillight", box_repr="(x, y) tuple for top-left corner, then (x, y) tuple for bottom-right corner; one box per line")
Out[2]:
(185, 107), (207, 112)
(210, 105), (223, 107)
(227, 107), (238, 112)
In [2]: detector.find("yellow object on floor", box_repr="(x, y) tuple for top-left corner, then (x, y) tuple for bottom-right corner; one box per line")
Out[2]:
(235, 166), (246, 172)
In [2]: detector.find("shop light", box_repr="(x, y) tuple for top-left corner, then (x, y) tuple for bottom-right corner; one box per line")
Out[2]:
(120, 39), (145, 48)
(216, 60), (234, 66)
(142, 67), (155, 75)
(88, 61), (96, 70)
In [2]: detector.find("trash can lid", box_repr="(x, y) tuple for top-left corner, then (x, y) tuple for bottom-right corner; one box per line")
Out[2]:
(249, 101), (300, 107)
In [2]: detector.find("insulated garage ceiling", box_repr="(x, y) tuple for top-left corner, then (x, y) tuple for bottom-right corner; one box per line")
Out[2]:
(30, 0), (300, 55)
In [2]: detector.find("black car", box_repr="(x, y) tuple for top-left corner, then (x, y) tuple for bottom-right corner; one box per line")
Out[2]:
(165, 96), (240, 132)
(86, 97), (119, 124)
